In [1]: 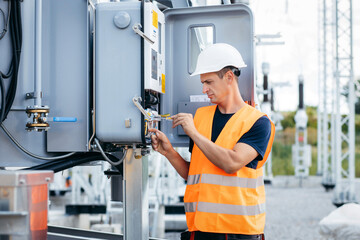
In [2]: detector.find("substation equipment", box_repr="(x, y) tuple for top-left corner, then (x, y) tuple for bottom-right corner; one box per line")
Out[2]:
(255, 33), (284, 185)
(292, 75), (311, 179)
(0, 0), (257, 239)
(260, 62), (273, 183)
(317, 0), (357, 206)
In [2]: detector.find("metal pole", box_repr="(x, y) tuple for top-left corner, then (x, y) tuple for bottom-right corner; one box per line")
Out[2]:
(322, 0), (329, 185)
(35, 0), (43, 107)
(332, 0), (356, 206)
(261, 62), (273, 183)
(317, 0), (323, 175)
(348, 0), (356, 204)
(123, 147), (149, 240)
(320, 0), (336, 190)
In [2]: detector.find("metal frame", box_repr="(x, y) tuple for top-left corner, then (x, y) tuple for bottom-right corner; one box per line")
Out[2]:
(332, 0), (356, 206)
(48, 225), (165, 240)
(293, 125), (311, 178)
(318, 0), (336, 190)
(123, 147), (149, 240)
(317, 0), (323, 176)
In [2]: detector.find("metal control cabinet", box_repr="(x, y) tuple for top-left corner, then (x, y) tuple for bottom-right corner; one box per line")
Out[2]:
(95, 1), (166, 144)
(95, 1), (143, 143)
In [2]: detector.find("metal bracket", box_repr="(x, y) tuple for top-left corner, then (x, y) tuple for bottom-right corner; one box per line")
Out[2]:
(25, 92), (42, 99)
(132, 23), (155, 44)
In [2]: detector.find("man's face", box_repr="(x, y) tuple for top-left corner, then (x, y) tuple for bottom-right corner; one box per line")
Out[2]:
(200, 72), (230, 104)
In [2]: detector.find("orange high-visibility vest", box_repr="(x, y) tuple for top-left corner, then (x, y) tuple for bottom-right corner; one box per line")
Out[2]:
(184, 104), (275, 234)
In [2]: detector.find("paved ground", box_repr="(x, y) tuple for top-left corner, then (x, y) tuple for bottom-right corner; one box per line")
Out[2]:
(48, 176), (360, 240)
(165, 176), (360, 240)
(264, 181), (334, 240)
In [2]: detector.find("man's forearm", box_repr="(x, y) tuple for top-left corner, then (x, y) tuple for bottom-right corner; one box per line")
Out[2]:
(190, 132), (238, 173)
(165, 149), (190, 180)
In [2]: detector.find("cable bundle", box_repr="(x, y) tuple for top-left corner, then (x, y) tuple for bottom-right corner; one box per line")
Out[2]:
(0, 0), (22, 124)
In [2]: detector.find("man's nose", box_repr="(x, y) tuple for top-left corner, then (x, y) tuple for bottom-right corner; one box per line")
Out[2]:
(202, 85), (208, 94)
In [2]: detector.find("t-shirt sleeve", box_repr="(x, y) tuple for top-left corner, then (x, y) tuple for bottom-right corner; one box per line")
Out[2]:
(189, 138), (194, 153)
(238, 116), (271, 160)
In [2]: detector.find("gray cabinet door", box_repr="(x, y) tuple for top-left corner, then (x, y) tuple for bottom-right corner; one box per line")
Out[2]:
(162, 4), (254, 147)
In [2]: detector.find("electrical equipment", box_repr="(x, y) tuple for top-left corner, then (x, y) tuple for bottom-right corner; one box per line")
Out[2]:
(292, 75), (311, 178)
(0, 170), (53, 239)
(0, 2), (256, 240)
(143, 2), (165, 94)
(1, 0), (255, 155)
(95, 1), (165, 145)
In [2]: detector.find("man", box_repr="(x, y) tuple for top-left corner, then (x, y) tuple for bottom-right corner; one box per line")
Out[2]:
(149, 43), (275, 240)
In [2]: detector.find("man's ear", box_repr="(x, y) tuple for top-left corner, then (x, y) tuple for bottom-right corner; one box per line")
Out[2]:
(226, 70), (235, 84)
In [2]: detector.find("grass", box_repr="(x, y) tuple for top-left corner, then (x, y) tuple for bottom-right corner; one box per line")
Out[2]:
(271, 127), (360, 177)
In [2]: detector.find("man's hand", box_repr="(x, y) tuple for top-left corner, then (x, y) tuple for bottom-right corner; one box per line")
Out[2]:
(171, 113), (197, 138)
(148, 128), (190, 180)
(148, 128), (174, 157)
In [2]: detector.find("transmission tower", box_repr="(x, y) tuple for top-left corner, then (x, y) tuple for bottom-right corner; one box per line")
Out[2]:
(318, 0), (336, 191)
(332, 0), (357, 206)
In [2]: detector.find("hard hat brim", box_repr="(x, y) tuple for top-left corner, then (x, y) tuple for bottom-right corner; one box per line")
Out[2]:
(190, 64), (247, 77)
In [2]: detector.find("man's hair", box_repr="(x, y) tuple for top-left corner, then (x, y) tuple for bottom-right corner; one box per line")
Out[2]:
(216, 66), (241, 80)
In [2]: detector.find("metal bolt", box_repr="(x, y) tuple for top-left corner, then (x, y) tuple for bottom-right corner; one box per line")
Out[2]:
(45, 177), (51, 182)
(19, 179), (25, 185)
(2, 188), (9, 197)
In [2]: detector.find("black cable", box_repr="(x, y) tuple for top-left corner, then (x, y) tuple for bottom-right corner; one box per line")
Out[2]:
(3, 0), (21, 120)
(1, 0), (14, 79)
(26, 153), (123, 173)
(0, 75), (5, 123)
(5, 0), (16, 108)
(1, 64), (13, 79)
(26, 153), (95, 170)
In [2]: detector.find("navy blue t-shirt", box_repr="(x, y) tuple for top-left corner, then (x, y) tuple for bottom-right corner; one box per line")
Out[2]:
(189, 106), (271, 169)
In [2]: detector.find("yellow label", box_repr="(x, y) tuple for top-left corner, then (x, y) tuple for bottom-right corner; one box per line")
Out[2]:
(152, 10), (158, 29)
(162, 74), (166, 93)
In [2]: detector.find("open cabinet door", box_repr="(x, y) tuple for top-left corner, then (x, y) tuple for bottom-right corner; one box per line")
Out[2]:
(162, 4), (254, 147)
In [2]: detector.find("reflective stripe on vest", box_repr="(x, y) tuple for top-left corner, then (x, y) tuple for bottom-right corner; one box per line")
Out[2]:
(184, 202), (197, 213)
(185, 202), (265, 216)
(187, 174), (264, 188)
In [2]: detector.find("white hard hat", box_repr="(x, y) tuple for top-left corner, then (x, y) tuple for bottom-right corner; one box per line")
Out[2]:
(190, 43), (247, 76)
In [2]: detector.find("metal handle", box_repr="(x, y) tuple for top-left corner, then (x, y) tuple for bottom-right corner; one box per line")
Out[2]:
(132, 97), (151, 120)
(132, 23), (155, 44)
